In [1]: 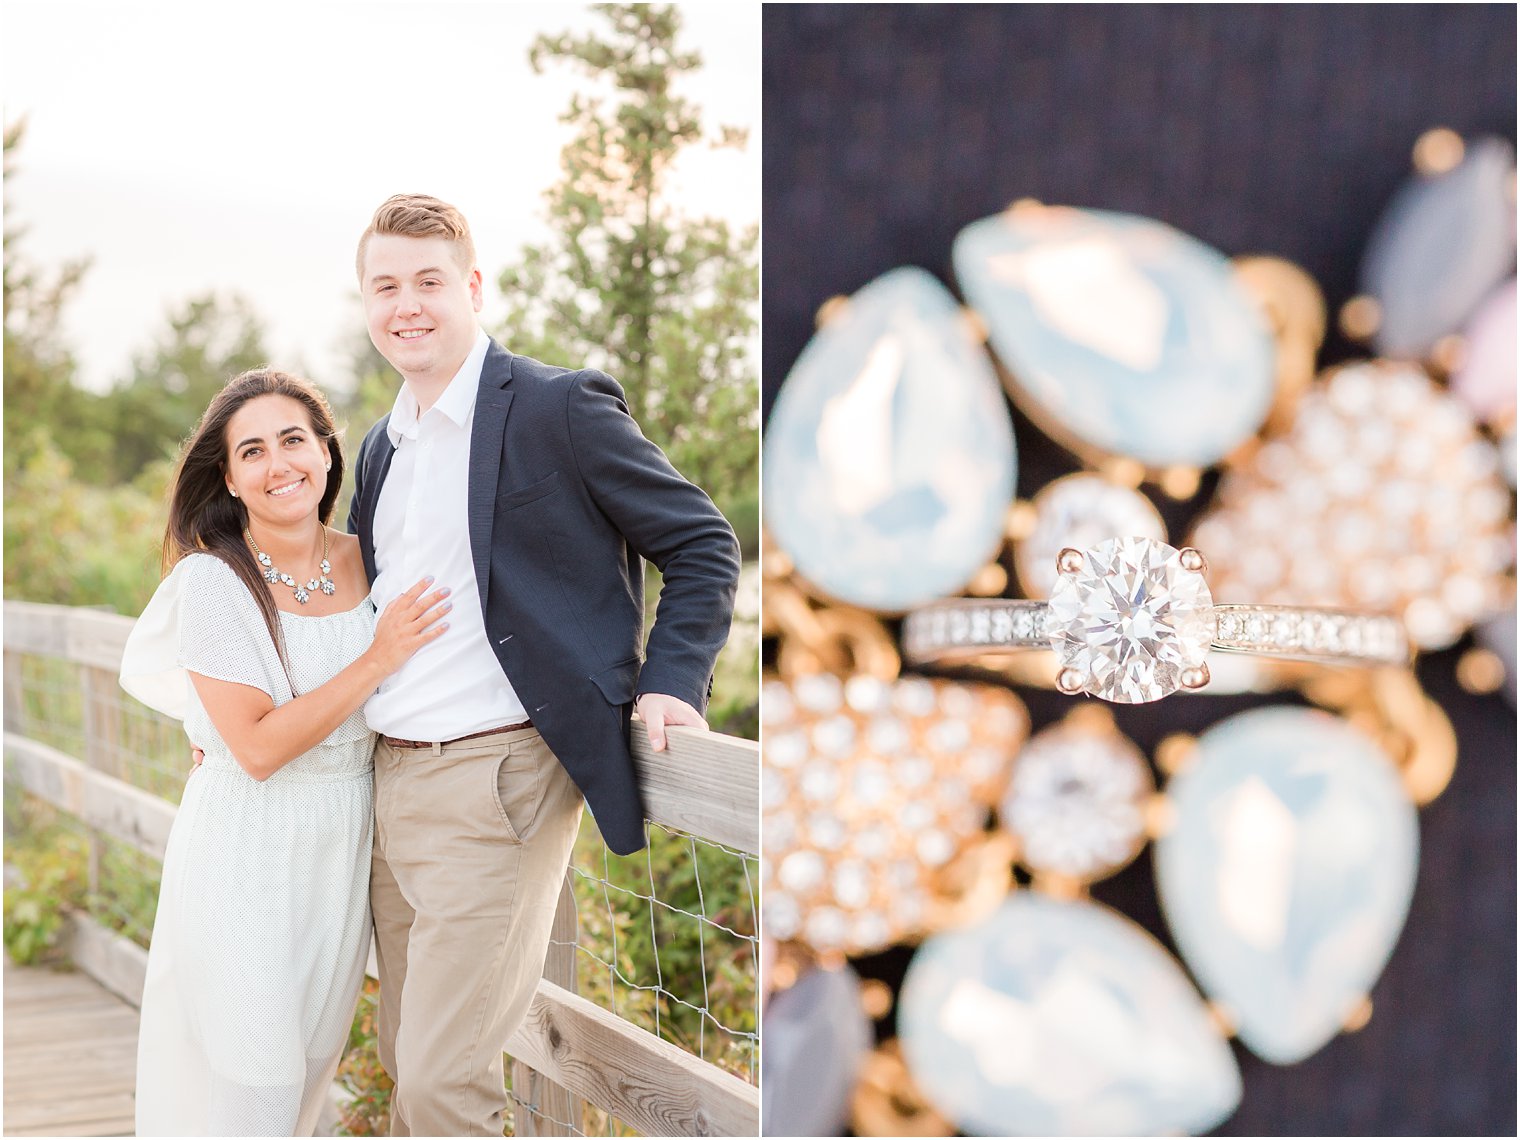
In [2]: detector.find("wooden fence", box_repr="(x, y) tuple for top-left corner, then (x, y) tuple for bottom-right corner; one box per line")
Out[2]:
(2, 600), (760, 1137)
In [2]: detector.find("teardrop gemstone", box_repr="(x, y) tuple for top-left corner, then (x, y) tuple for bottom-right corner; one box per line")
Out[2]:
(764, 267), (1017, 611)
(1451, 278), (1517, 425)
(898, 892), (1241, 1136)
(1361, 136), (1517, 358)
(954, 204), (1275, 467)
(762, 961), (872, 1137)
(1154, 707), (1419, 1064)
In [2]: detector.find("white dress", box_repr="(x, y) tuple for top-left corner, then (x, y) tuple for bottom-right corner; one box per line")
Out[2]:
(120, 552), (377, 1137)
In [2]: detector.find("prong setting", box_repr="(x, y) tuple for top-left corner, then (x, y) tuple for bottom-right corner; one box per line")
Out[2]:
(1056, 547), (1084, 575)
(1055, 667), (1087, 695)
(1179, 663), (1211, 690)
(1178, 547), (1207, 574)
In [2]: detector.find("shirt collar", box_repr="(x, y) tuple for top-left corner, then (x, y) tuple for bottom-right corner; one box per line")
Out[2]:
(386, 328), (492, 444)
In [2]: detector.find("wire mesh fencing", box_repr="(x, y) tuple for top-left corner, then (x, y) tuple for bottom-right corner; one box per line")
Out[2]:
(5, 645), (759, 1136)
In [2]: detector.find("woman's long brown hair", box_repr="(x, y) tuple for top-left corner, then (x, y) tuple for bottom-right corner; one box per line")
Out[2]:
(162, 369), (345, 675)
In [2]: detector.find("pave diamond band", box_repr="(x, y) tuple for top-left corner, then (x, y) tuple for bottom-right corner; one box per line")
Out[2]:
(902, 537), (1411, 705)
(902, 600), (1409, 665)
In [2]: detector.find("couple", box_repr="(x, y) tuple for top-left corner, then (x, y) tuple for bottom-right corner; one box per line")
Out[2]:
(120, 194), (741, 1137)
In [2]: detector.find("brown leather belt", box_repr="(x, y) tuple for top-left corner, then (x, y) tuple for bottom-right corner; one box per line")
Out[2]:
(382, 718), (534, 750)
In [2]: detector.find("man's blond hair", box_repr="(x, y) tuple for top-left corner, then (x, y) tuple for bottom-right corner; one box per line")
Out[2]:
(356, 194), (477, 281)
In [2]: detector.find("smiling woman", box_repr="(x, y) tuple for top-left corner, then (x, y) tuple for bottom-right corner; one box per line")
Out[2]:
(118, 367), (450, 1134)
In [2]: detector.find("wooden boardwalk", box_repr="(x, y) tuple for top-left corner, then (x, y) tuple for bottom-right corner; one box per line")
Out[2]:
(3, 955), (139, 1136)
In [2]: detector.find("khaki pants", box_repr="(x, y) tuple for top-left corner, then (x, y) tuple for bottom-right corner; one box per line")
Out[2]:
(371, 727), (585, 1137)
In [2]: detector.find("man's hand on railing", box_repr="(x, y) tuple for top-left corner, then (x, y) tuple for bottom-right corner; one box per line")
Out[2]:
(633, 693), (708, 752)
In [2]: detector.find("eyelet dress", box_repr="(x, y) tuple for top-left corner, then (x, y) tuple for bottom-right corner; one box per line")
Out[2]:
(121, 552), (377, 1137)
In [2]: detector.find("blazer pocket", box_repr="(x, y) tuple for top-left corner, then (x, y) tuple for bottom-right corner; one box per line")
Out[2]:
(496, 471), (561, 512)
(589, 655), (642, 706)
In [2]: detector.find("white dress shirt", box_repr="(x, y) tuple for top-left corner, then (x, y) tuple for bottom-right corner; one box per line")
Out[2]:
(363, 329), (529, 738)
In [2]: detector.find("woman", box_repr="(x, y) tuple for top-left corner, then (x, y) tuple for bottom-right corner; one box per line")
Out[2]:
(120, 368), (450, 1136)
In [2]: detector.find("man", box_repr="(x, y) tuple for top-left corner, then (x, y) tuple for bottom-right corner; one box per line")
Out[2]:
(348, 193), (741, 1136)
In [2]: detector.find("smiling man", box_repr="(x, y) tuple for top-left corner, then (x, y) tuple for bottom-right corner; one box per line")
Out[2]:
(349, 193), (740, 1136)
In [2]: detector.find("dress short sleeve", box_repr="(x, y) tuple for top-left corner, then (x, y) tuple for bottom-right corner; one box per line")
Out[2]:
(120, 553), (291, 720)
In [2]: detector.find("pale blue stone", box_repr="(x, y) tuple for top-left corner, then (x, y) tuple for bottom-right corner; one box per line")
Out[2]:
(764, 267), (1017, 611)
(761, 962), (872, 1137)
(899, 893), (1240, 1136)
(1362, 137), (1518, 358)
(1476, 609), (1516, 706)
(1155, 707), (1419, 1064)
(954, 206), (1275, 467)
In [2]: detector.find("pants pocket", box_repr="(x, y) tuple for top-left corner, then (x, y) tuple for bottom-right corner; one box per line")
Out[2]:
(491, 738), (547, 844)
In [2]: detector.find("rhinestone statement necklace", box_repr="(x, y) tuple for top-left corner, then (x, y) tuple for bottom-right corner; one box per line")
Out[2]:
(245, 527), (335, 605)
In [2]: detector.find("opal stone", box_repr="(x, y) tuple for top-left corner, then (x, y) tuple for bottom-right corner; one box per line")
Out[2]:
(1155, 707), (1419, 1064)
(899, 893), (1241, 1136)
(761, 961), (872, 1137)
(954, 205), (1275, 467)
(1452, 278), (1517, 424)
(1362, 137), (1518, 358)
(764, 267), (1017, 611)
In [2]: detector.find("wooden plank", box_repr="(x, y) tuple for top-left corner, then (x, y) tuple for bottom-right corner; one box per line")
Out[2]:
(2, 1091), (138, 1132)
(0, 601), (136, 671)
(4, 733), (176, 862)
(1, 1065), (138, 1095)
(504, 981), (759, 1137)
(1, 993), (137, 1034)
(513, 876), (584, 1137)
(7, 1123), (135, 1138)
(65, 609), (135, 674)
(62, 912), (149, 1008)
(633, 725), (758, 855)
(2, 955), (140, 1139)
(5, 601), (760, 856)
(2, 602), (75, 658)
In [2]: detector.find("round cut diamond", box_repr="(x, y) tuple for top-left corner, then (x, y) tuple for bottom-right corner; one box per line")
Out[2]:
(1047, 537), (1216, 703)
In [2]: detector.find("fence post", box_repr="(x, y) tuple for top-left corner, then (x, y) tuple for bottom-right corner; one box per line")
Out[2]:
(79, 665), (122, 899)
(3, 649), (23, 733)
(512, 873), (584, 1136)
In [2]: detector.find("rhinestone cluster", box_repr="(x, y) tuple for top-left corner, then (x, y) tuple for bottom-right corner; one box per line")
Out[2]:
(1016, 474), (1167, 598)
(1000, 716), (1152, 882)
(1193, 361), (1514, 649)
(762, 673), (1026, 956)
(246, 527), (335, 605)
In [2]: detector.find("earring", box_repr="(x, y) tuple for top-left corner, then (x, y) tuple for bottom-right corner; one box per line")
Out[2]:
(229, 488), (238, 499)
(325, 461), (332, 471)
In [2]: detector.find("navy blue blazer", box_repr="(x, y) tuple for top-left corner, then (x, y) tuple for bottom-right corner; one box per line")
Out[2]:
(348, 339), (741, 856)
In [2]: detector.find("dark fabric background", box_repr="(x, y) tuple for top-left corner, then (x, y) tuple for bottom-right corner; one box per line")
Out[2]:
(761, 4), (1517, 1136)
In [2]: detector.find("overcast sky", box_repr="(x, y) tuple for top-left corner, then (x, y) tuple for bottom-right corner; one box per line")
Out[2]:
(3, 1), (761, 393)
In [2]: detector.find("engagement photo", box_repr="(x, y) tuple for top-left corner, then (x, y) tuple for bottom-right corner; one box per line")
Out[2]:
(4, 4), (759, 1137)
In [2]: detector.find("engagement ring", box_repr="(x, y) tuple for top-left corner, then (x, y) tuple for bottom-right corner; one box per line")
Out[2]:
(902, 537), (1410, 703)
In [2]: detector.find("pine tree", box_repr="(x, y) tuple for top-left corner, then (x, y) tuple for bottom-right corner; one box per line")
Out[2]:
(496, 3), (758, 525)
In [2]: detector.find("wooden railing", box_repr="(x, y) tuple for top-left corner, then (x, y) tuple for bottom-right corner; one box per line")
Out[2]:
(2, 600), (760, 1137)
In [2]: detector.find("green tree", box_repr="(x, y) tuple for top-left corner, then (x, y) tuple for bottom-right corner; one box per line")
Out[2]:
(3, 118), (94, 479)
(496, 3), (758, 527)
(89, 292), (269, 485)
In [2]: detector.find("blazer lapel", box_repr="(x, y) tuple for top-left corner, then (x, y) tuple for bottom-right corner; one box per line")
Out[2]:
(468, 341), (516, 611)
(358, 420), (397, 584)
